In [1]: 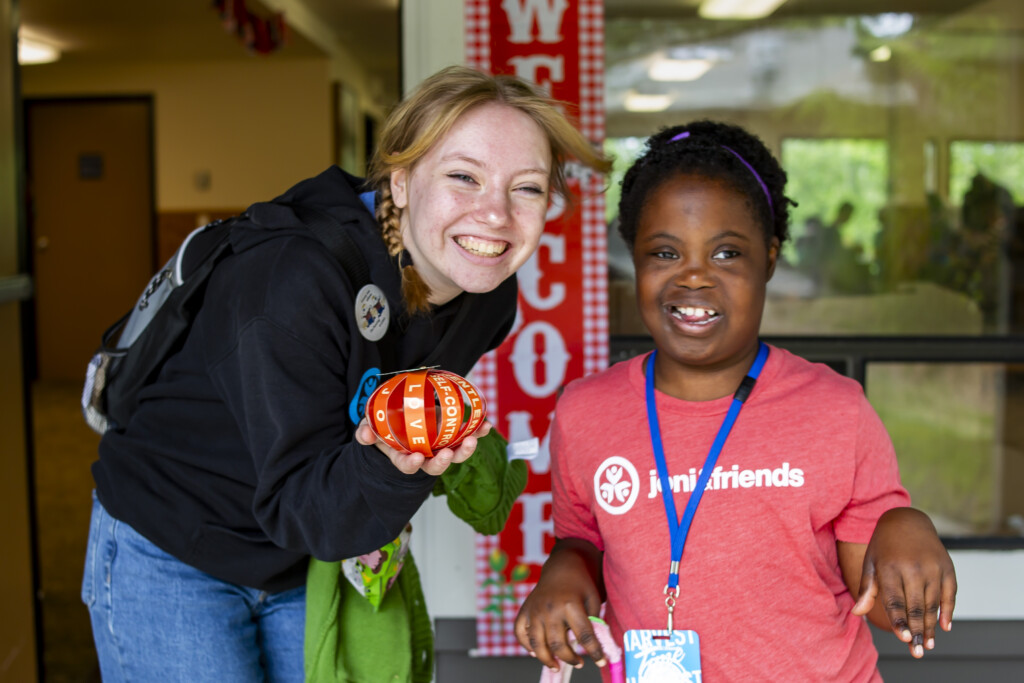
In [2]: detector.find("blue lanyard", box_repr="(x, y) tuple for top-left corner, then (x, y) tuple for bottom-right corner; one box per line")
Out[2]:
(644, 342), (769, 628)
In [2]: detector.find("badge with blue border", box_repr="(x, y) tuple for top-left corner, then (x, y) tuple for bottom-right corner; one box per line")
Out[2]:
(623, 629), (701, 682)
(349, 368), (381, 426)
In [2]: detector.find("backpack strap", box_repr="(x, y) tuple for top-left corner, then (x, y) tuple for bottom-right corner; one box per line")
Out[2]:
(296, 206), (370, 291)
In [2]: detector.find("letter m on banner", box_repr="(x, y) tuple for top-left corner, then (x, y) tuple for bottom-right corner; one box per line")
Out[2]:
(465, 0), (607, 657)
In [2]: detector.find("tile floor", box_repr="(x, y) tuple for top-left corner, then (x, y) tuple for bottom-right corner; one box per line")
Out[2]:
(31, 380), (102, 683)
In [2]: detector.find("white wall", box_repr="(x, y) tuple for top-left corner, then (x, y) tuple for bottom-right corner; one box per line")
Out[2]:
(402, 0), (465, 95)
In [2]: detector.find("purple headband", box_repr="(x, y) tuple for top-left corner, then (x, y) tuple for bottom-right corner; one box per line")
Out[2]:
(669, 131), (774, 212)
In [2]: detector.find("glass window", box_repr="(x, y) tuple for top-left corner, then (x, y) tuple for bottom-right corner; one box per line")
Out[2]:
(605, 1), (1024, 540)
(867, 363), (1024, 540)
(605, 1), (1024, 337)
(781, 137), (888, 295)
(950, 141), (1024, 206)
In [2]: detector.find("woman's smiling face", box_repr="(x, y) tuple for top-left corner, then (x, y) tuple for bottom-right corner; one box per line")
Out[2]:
(390, 102), (553, 306)
(633, 172), (779, 399)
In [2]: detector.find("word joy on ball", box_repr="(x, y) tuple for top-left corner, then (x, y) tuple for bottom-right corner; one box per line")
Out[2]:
(366, 368), (486, 456)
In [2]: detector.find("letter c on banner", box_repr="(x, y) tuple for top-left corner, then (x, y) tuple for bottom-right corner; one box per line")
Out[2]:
(518, 234), (566, 310)
(510, 321), (569, 398)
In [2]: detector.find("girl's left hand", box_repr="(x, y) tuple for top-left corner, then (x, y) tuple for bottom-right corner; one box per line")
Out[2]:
(842, 507), (957, 658)
(355, 419), (492, 476)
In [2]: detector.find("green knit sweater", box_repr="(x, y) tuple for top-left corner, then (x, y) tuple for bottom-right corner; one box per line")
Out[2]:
(304, 431), (527, 682)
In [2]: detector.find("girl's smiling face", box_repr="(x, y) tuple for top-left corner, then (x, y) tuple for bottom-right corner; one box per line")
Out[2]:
(633, 172), (779, 400)
(390, 102), (553, 306)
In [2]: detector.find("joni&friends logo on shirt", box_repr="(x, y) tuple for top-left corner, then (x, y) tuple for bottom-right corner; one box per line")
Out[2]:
(592, 457), (806, 516)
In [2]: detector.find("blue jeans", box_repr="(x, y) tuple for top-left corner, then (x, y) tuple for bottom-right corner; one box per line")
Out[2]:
(81, 493), (306, 682)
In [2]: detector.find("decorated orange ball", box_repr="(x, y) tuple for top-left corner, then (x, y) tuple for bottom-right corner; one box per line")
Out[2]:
(365, 369), (487, 456)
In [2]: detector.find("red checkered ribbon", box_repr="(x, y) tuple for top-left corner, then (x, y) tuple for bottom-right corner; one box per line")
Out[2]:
(466, 0), (607, 657)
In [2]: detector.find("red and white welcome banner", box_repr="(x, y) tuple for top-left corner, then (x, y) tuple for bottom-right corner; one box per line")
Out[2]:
(466, 0), (607, 656)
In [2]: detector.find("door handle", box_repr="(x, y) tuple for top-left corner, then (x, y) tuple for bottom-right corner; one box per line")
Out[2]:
(0, 274), (33, 304)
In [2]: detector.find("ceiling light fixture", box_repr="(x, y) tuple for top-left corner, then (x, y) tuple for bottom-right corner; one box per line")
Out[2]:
(624, 91), (673, 113)
(18, 35), (61, 65)
(861, 13), (914, 38)
(649, 58), (714, 82)
(699, 0), (788, 20)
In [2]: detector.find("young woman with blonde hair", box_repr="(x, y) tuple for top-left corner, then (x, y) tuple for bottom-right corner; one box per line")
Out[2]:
(83, 65), (611, 682)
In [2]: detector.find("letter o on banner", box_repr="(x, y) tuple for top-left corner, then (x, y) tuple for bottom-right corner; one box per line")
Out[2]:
(510, 321), (570, 398)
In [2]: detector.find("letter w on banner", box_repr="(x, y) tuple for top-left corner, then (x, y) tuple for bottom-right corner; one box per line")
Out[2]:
(466, 0), (607, 656)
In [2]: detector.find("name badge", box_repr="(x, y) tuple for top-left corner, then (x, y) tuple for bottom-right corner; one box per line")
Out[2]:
(623, 629), (701, 682)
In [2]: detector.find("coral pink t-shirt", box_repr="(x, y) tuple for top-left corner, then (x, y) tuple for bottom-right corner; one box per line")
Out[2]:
(551, 346), (909, 682)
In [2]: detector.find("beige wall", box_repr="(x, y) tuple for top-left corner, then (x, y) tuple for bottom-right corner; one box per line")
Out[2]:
(22, 57), (334, 210)
(1, 0), (39, 678)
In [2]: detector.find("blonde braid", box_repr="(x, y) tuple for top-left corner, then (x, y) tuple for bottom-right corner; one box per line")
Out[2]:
(375, 185), (404, 257)
(376, 185), (433, 314)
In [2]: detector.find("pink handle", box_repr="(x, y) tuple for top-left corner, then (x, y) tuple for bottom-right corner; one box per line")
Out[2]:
(537, 617), (623, 683)
(538, 665), (571, 683)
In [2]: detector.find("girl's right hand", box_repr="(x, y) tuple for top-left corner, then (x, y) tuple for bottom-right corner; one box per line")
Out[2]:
(355, 418), (491, 476)
(514, 538), (607, 672)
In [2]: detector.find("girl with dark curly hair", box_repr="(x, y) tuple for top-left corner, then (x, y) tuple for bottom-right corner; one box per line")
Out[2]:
(516, 120), (956, 682)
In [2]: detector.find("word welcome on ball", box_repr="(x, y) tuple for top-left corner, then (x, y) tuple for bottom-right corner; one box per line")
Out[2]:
(366, 368), (487, 456)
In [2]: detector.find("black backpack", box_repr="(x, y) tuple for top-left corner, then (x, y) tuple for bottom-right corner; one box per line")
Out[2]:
(81, 206), (380, 434)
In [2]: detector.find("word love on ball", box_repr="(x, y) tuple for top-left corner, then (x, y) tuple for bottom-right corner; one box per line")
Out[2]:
(366, 368), (486, 456)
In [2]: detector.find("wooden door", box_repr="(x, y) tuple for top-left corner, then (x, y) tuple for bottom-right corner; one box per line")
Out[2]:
(26, 98), (154, 381)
